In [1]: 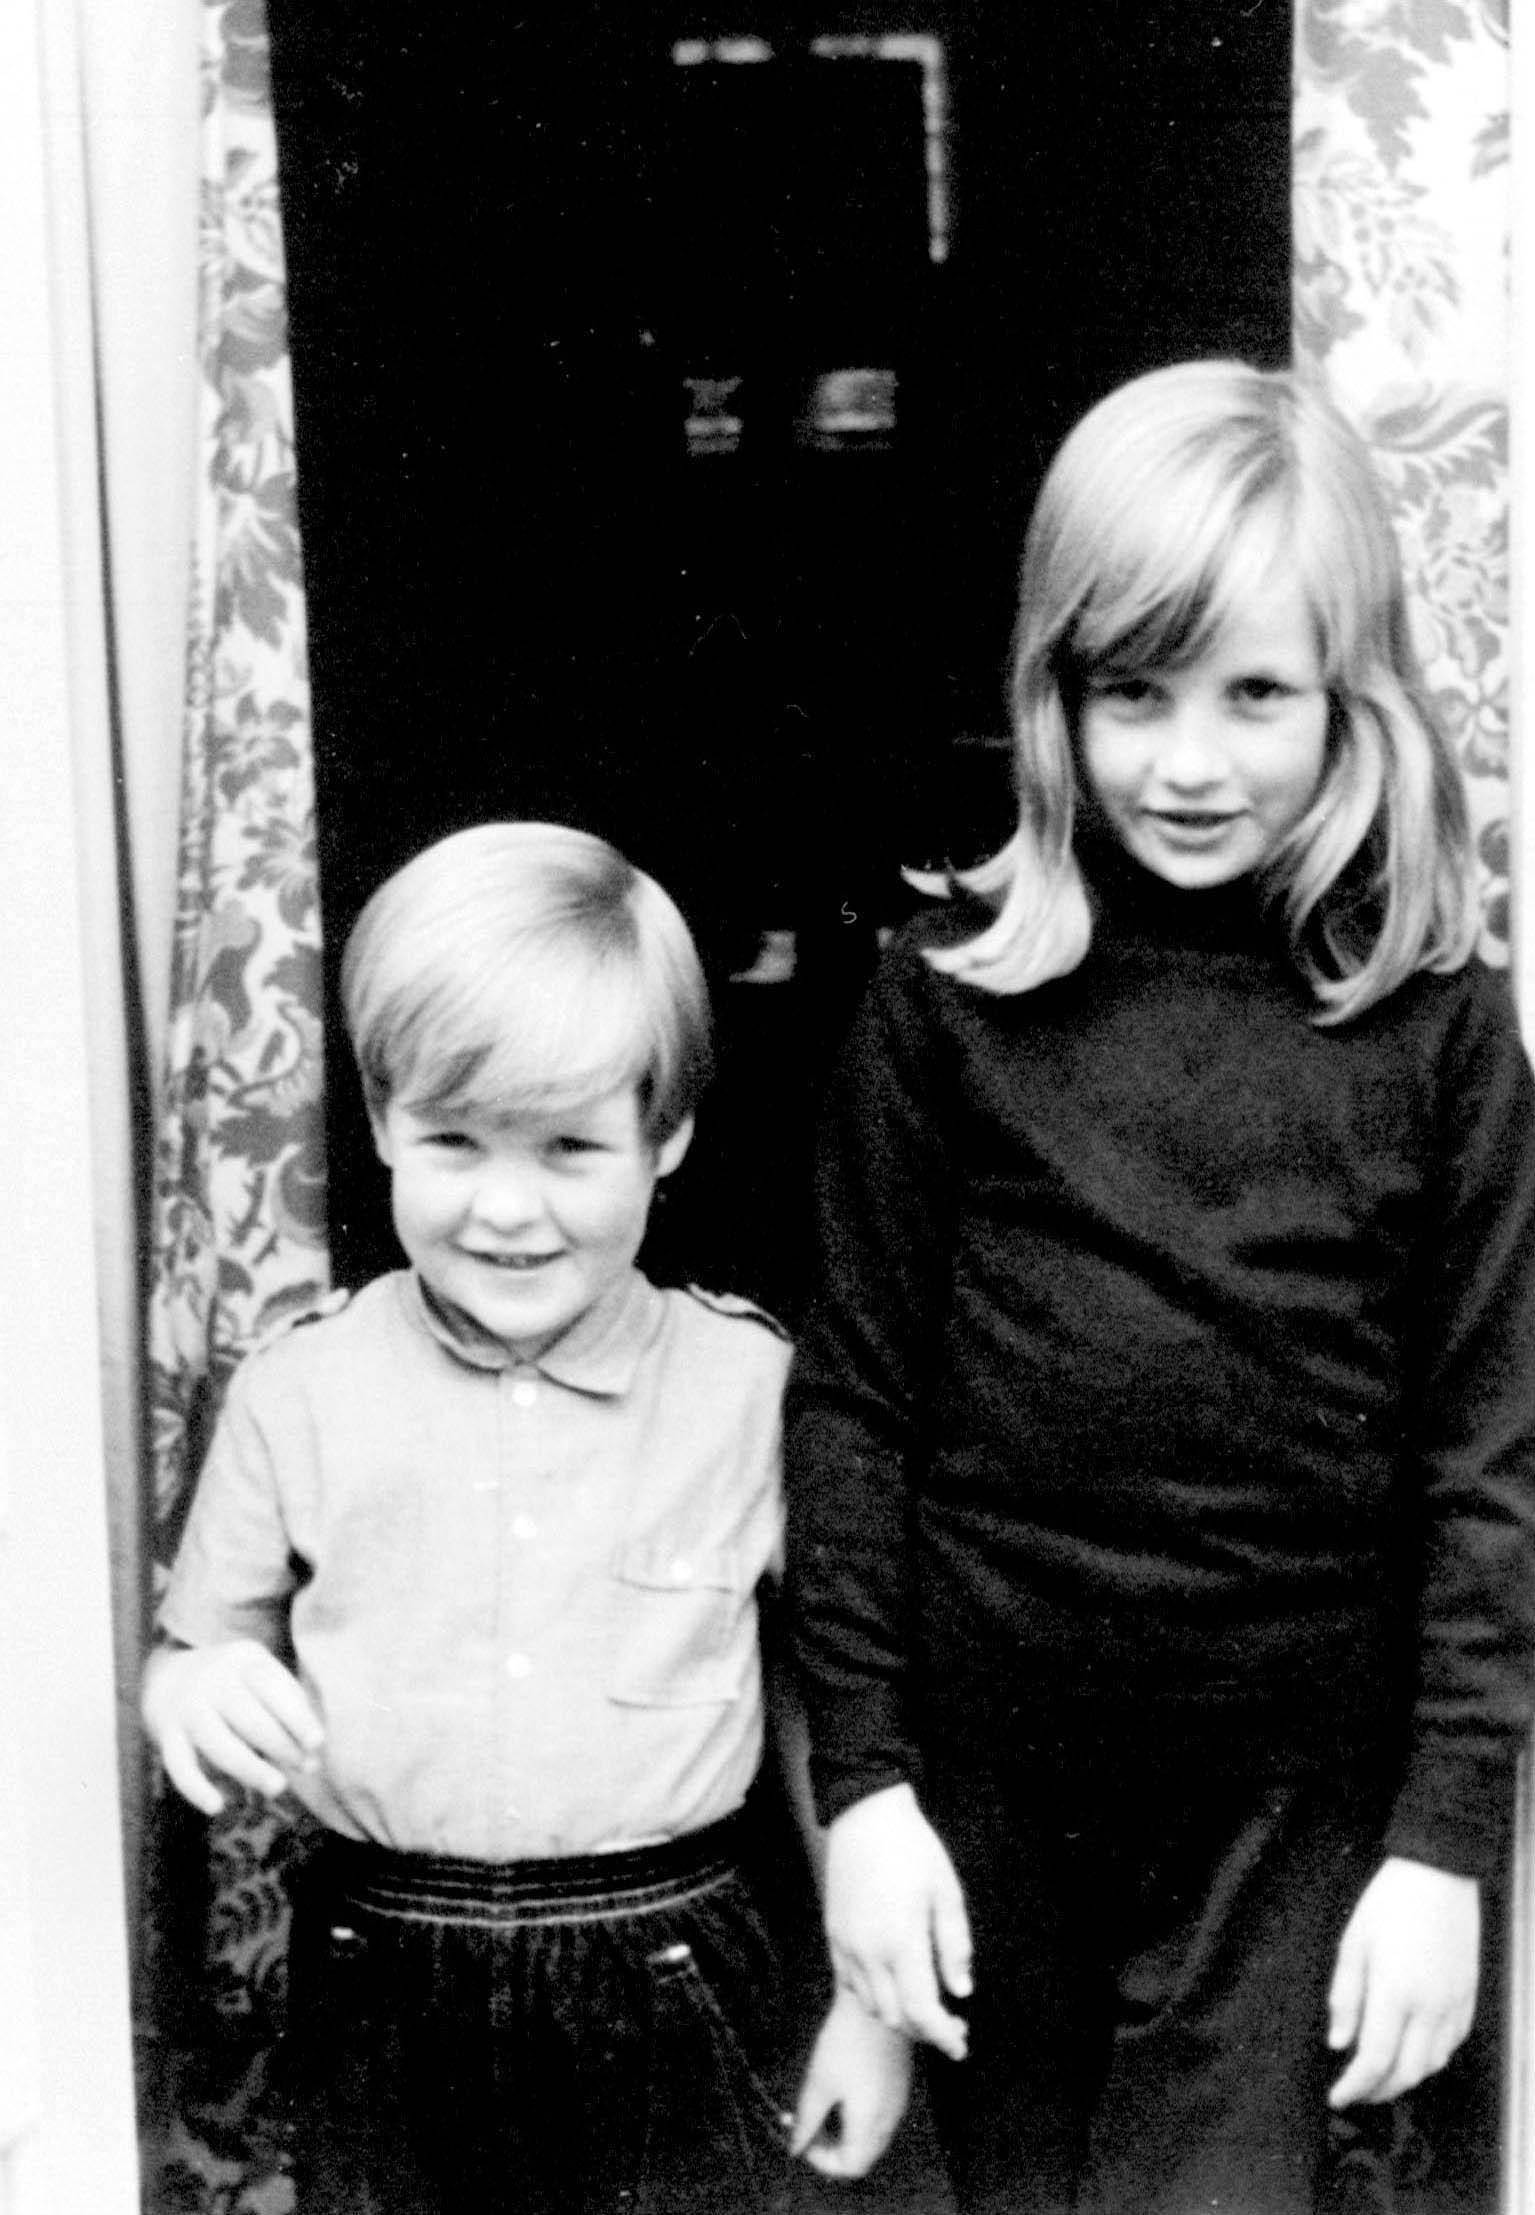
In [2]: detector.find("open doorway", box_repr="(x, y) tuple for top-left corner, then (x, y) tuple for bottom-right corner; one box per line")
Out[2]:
(267, 0), (1293, 1321)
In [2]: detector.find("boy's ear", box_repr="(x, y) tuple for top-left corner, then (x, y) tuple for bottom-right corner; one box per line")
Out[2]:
(655, 1114), (694, 1181)
(368, 1106), (395, 1165)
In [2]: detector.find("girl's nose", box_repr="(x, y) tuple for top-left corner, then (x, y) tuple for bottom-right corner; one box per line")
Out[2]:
(1156, 700), (1226, 788)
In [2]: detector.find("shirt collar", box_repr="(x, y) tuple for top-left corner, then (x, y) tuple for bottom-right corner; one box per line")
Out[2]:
(403, 1267), (665, 1399)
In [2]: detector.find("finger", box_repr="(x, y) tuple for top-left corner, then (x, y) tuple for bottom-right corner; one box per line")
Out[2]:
(245, 1655), (326, 1754)
(926, 2005), (969, 2064)
(1328, 2004), (1406, 2109)
(830, 2080), (904, 2178)
(206, 1695), (317, 1788)
(192, 1713), (292, 1800)
(1373, 2017), (1438, 2105)
(805, 2113), (872, 2180)
(1326, 1934), (1365, 2051)
(798, 2081), (891, 2180)
(1424, 2008), (1473, 2086)
(789, 2058), (839, 2160)
(160, 1734), (226, 1817)
(797, 2092), (862, 2181)
(892, 1948), (968, 2061)
(214, 1686), (314, 1776)
(933, 1878), (974, 2000)
(803, 2139), (857, 2179)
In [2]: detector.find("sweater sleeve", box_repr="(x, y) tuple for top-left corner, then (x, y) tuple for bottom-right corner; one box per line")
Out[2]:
(1386, 968), (1535, 1879)
(785, 929), (962, 1824)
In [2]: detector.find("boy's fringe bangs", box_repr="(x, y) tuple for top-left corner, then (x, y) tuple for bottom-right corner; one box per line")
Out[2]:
(346, 826), (712, 1140)
(371, 937), (660, 1125)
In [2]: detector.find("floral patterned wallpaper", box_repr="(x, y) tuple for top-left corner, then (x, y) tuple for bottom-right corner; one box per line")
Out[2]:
(141, 0), (326, 2206)
(1293, 0), (1511, 953)
(1295, 18), (1513, 2206)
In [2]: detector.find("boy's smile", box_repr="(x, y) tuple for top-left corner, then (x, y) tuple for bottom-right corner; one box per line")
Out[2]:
(1078, 576), (1330, 890)
(372, 1086), (692, 1361)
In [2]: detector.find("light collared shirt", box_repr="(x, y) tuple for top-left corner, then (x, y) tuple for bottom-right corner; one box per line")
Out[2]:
(160, 1268), (789, 1859)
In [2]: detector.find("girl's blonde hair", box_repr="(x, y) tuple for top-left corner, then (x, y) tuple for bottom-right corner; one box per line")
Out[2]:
(342, 821), (712, 1145)
(928, 359), (1478, 1020)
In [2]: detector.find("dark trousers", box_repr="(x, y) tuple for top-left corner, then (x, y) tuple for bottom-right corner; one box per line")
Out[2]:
(921, 1736), (1499, 2215)
(283, 1816), (795, 2215)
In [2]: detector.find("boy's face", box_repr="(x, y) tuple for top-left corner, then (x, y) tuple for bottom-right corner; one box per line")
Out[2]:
(371, 1085), (692, 1361)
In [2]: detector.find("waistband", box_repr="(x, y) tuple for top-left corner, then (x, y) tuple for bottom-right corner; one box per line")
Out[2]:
(311, 1811), (746, 1928)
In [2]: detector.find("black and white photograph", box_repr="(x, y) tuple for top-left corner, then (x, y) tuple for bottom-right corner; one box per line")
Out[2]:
(0, 4), (1528, 2211)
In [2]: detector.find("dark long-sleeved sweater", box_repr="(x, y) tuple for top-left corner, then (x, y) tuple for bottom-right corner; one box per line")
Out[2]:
(785, 856), (1535, 1877)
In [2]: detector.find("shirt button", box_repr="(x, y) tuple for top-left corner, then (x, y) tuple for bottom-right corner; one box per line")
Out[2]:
(510, 1512), (537, 1542)
(504, 1652), (533, 1679)
(510, 1376), (539, 1409)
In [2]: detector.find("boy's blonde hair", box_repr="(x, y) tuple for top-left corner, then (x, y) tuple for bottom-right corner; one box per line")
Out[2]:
(928, 358), (1478, 1021)
(342, 821), (712, 1144)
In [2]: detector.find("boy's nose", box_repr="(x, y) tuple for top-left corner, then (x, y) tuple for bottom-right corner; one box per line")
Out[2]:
(468, 1161), (543, 1228)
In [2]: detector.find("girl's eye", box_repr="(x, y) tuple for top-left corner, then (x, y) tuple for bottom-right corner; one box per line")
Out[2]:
(1091, 676), (1161, 709)
(1233, 675), (1293, 705)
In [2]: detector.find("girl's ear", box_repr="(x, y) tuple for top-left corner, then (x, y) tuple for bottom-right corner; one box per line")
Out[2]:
(654, 1114), (694, 1181)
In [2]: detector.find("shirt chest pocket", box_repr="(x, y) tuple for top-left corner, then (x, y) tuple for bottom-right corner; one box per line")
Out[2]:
(607, 1538), (743, 1708)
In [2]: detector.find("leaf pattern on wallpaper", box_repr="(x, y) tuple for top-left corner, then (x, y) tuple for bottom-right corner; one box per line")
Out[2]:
(1370, 393), (1507, 739)
(1298, 0), (1473, 169)
(149, 0), (328, 1595)
(143, 3), (324, 2211)
(1293, 0), (1509, 963)
(1293, 141), (1460, 364)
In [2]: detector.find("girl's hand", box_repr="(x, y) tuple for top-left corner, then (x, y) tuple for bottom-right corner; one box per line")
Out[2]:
(823, 1783), (972, 2060)
(142, 1639), (325, 1816)
(791, 1985), (913, 2178)
(1326, 1856), (1479, 2107)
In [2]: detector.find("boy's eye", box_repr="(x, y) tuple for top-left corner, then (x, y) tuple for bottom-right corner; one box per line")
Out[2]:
(549, 1134), (602, 1159)
(422, 1128), (478, 1154)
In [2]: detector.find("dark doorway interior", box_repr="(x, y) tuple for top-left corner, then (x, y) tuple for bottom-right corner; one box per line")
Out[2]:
(267, 0), (1292, 1318)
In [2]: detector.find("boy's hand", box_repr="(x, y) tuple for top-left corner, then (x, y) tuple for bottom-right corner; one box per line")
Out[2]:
(823, 1783), (972, 2060)
(142, 1639), (324, 1816)
(1326, 1856), (1479, 2107)
(791, 1984), (913, 2178)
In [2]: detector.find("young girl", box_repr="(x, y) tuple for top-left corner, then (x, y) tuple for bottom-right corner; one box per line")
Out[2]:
(784, 360), (1535, 2213)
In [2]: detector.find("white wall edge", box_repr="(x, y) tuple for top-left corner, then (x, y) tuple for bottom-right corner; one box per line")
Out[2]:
(0, 0), (139, 2207)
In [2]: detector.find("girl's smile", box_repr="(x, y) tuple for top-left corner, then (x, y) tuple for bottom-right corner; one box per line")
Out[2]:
(1078, 575), (1330, 890)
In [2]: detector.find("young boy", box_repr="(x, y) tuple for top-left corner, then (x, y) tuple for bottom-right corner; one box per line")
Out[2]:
(142, 822), (905, 2214)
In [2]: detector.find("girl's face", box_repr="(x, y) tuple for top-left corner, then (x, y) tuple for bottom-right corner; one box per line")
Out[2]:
(1077, 574), (1330, 891)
